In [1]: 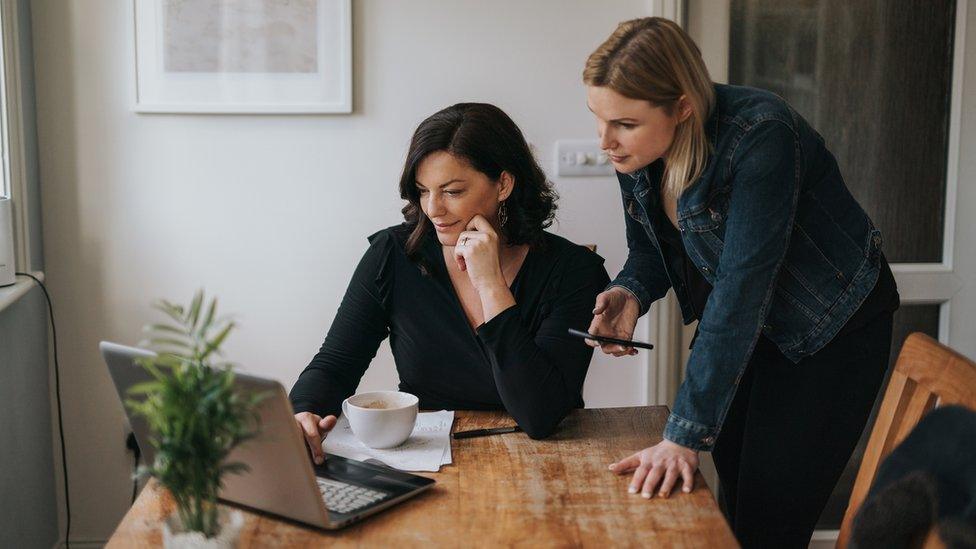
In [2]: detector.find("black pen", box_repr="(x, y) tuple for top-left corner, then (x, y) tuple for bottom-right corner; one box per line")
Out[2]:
(452, 426), (521, 439)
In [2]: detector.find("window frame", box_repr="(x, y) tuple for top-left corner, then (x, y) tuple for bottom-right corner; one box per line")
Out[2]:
(0, 0), (35, 273)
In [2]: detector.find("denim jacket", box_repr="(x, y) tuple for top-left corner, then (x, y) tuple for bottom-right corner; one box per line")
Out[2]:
(610, 84), (883, 451)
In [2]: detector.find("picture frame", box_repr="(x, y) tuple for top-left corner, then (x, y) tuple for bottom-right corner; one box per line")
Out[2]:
(132, 0), (352, 114)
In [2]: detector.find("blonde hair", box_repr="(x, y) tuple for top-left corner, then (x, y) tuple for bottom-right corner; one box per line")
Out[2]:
(584, 17), (715, 198)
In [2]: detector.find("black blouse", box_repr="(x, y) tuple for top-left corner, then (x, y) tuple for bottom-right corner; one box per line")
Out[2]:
(288, 225), (611, 439)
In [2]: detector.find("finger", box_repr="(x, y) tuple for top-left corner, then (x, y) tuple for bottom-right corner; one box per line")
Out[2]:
(641, 465), (665, 499)
(466, 214), (493, 233)
(603, 343), (631, 355)
(297, 415), (317, 439)
(453, 240), (467, 270)
(659, 465), (680, 498)
(585, 319), (604, 348)
(599, 342), (622, 353)
(454, 230), (474, 264)
(319, 415), (337, 433)
(592, 293), (609, 315)
(609, 453), (640, 475)
(680, 462), (695, 493)
(630, 464), (651, 494)
(299, 420), (324, 464)
(308, 436), (325, 464)
(462, 231), (488, 241)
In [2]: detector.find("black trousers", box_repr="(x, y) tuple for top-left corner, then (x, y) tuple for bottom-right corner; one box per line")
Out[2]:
(711, 311), (894, 548)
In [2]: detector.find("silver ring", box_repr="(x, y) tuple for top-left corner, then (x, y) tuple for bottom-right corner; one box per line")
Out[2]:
(460, 237), (469, 246)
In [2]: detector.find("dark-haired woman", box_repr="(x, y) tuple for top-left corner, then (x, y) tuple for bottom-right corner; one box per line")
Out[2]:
(289, 103), (610, 462)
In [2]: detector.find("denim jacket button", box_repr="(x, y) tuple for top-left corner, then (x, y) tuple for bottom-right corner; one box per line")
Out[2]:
(710, 210), (721, 222)
(702, 436), (716, 445)
(701, 265), (710, 274)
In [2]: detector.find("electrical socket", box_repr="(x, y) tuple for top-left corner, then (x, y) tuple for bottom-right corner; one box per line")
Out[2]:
(554, 139), (615, 177)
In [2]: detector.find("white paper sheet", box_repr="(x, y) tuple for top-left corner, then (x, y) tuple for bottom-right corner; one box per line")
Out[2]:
(323, 410), (454, 472)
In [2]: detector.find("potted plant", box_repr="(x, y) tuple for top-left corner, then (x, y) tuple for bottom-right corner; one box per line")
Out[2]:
(127, 290), (264, 548)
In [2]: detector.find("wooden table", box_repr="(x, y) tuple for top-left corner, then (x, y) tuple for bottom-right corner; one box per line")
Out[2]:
(107, 407), (738, 548)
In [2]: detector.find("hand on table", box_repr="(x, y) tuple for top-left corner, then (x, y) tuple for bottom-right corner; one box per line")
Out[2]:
(609, 439), (699, 498)
(294, 412), (337, 465)
(587, 287), (641, 357)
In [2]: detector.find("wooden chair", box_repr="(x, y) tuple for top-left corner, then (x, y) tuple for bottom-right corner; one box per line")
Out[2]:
(837, 332), (976, 548)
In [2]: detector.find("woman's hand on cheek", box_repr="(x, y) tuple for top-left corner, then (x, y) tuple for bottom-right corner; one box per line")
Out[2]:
(453, 214), (506, 292)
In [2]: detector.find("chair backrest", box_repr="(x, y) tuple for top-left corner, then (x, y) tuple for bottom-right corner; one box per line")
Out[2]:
(837, 332), (976, 548)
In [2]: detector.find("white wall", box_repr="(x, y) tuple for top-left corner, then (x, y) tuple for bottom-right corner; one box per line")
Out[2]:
(31, 0), (654, 542)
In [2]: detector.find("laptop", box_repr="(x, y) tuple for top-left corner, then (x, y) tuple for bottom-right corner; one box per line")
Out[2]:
(100, 341), (435, 529)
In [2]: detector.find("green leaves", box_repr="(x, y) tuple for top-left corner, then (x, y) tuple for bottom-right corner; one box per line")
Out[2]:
(127, 289), (263, 538)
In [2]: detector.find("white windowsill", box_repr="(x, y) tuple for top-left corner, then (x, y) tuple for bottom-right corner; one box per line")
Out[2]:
(0, 271), (44, 314)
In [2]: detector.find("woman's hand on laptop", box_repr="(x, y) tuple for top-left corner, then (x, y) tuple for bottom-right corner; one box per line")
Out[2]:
(295, 412), (337, 465)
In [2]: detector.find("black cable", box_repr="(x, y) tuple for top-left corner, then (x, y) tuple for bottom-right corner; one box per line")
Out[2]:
(131, 454), (139, 505)
(16, 272), (70, 549)
(126, 432), (141, 505)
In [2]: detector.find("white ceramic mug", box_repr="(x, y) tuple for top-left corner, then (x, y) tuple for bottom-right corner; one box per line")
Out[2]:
(341, 391), (419, 449)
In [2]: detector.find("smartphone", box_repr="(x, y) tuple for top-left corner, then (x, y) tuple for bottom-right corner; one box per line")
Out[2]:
(567, 328), (654, 350)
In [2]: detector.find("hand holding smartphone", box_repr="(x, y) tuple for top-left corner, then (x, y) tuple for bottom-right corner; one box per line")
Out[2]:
(567, 328), (654, 350)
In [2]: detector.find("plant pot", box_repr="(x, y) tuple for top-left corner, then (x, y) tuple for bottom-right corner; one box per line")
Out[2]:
(162, 507), (245, 549)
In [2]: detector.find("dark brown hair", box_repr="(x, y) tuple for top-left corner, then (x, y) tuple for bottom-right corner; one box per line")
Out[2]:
(398, 103), (557, 261)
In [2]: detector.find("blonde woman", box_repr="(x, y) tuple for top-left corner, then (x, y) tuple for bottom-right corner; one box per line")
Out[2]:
(583, 17), (898, 547)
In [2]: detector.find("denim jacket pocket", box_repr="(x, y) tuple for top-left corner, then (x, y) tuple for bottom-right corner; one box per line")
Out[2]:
(680, 189), (730, 233)
(680, 191), (730, 259)
(867, 227), (884, 261)
(625, 197), (644, 224)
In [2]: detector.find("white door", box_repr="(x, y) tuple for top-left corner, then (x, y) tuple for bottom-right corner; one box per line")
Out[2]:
(682, 0), (975, 545)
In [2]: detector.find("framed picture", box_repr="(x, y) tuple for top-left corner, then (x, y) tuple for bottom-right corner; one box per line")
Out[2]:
(132, 0), (352, 114)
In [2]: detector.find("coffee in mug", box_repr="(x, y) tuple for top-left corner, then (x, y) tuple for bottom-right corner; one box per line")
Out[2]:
(342, 391), (419, 449)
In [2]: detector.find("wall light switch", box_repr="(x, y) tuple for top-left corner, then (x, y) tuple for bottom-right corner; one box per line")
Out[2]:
(555, 139), (614, 177)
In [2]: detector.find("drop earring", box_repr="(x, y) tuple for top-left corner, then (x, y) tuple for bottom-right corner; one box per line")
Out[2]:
(498, 201), (508, 227)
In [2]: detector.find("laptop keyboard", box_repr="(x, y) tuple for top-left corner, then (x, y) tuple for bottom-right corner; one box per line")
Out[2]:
(316, 477), (390, 515)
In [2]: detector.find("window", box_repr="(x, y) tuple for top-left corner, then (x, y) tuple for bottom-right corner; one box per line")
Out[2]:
(0, 0), (35, 273)
(0, 3), (8, 200)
